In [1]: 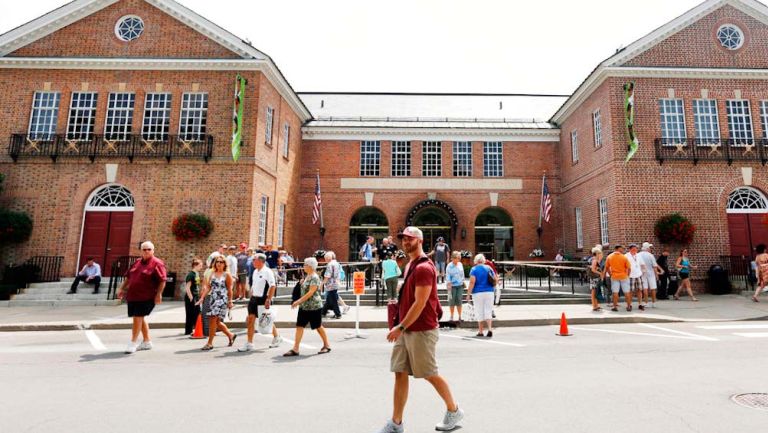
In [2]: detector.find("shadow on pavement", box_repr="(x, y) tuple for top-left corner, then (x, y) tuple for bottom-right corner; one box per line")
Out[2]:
(79, 352), (129, 362)
(215, 349), (266, 358)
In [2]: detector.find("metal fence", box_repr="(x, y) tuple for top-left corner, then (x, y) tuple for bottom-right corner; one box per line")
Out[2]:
(719, 255), (754, 292)
(107, 256), (140, 300)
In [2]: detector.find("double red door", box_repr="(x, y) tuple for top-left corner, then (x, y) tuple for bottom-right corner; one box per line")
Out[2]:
(727, 213), (768, 257)
(79, 212), (133, 276)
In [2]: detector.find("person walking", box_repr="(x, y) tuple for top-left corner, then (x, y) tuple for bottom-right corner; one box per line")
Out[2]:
(625, 244), (645, 311)
(322, 251), (343, 319)
(183, 258), (203, 335)
(605, 245), (631, 312)
(375, 226), (463, 433)
(752, 244), (768, 302)
(382, 252), (402, 303)
(445, 251), (465, 321)
(196, 256), (236, 350)
(673, 248), (698, 301)
(239, 253), (283, 351)
(428, 237), (450, 284)
(117, 241), (167, 354)
(588, 245), (604, 312)
(68, 257), (102, 294)
(467, 253), (496, 337)
(283, 257), (331, 356)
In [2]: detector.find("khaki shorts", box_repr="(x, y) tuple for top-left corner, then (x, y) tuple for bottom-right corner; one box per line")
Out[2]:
(390, 328), (439, 379)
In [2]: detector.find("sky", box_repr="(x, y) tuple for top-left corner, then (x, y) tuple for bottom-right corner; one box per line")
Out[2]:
(0, 0), (720, 95)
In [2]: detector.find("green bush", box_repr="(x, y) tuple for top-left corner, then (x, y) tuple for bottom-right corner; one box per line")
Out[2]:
(0, 209), (33, 244)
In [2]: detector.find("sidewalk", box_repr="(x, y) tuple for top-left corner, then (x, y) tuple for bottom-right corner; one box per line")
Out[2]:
(1, 294), (767, 331)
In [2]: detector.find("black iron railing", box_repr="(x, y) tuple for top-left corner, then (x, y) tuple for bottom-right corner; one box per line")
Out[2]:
(24, 256), (63, 283)
(719, 255), (754, 292)
(9, 133), (215, 163)
(655, 138), (768, 165)
(107, 256), (139, 300)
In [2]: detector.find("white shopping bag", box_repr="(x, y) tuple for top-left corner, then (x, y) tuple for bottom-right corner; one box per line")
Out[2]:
(257, 308), (277, 334)
(460, 302), (475, 322)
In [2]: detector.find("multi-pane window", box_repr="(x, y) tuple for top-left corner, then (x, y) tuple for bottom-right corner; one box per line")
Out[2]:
(179, 93), (208, 141)
(571, 130), (579, 163)
(452, 141), (472, 177)
(277, 203), (285, 247)
(659, 99), (687, 144)
(142, 93), (172, 141)
(67, 92), (98, 141)
(483, 142), (503, 177)
(725, 100), (755, 145)
(422, 141), (442, 177)
(593, 110), (603, 148)
(265, 107), (274, 145)
(104, 93), (135, 141)
(282, 123), (290, 158)
(598, 198), (609, 246)
(28, 91), (61, 139)
(761, 101), (768, 140)
(258, 196), (269, 245)
(360, 141), (381, 176)
(575, 207), (583, 250)
(693, 99), (720, 144)
(391, 141), (411, 177)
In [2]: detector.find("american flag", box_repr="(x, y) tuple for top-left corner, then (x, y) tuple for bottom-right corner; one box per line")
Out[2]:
(541, 179), (552, 223)
(312, 171), (322, 225)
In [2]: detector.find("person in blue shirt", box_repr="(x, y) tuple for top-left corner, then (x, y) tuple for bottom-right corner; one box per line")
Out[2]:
(68, 257), (102, 294)
(445, 251), (465, 322)
(381, 252), (402, 302)
(467, 254), (497, 337)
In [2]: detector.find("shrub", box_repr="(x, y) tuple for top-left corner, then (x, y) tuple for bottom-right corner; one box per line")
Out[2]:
(0, 209), (33, 244)
(654, 213), (696, 245)
(171, 213), (213, 241)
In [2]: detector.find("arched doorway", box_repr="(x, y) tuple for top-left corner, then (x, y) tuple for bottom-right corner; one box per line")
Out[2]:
(475, 207), (514, 261)
(349, 207), (389, 261)
(727, 187), (768, 257)
(406, 199), (458, 250)
(78, 184), (135, 276)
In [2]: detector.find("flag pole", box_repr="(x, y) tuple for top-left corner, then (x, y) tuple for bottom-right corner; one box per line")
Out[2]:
(317, 169), (326, 249)
(537, 172), (545, 249)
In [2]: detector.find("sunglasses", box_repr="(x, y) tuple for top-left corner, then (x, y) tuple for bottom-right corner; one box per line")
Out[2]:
(215, 261), (225, 264)
(142, 248), (152, 251)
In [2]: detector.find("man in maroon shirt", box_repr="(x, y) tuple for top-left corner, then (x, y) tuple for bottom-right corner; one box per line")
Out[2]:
(375, 227), (463, 433)
(117, 241), (167, 354)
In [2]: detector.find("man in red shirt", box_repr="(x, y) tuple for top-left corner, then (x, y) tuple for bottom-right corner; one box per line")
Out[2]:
(117, 241), (167, 354)
(375, 227), (463, 433)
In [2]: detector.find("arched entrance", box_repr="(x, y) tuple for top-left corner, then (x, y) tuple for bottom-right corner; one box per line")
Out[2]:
(349, 207), (389, 261)
(726, 187), (768, 257)
(406, 200), (458, 250)
(475, 207), (514, 261)
(78, 184), (135, 276)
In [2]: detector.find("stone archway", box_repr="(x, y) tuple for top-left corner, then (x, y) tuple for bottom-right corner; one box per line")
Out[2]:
(78, 184), (135, 276)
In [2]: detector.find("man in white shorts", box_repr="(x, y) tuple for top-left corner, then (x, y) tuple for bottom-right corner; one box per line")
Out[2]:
(638, 242), (663, 308)
(624, 244), (644, 311)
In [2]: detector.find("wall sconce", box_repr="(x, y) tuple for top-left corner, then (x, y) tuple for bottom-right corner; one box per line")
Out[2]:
(461, 228), (467, 239)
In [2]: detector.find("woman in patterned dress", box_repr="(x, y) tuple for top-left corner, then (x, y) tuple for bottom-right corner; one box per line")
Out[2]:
(196, 256), (236, 350)
(283, 257), (331, 356)
(752, 244), (768, 302)
(589, 245), (605, 312)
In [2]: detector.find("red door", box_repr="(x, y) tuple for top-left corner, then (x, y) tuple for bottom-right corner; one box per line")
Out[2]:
(80, 211), (133, 276)
(728, 213), (768, 257)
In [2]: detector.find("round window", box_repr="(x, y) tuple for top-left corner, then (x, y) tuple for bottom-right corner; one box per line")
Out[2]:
(115, 15), (144, 42)
(717, 24), (744, 50)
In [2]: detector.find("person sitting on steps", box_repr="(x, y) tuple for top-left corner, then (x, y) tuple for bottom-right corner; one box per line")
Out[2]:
(68, 257), (102, 294)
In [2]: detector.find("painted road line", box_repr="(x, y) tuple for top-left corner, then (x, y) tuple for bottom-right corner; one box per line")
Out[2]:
(638, 323), (719, 341)
(84, 330), (107, 350)
(733, 333), (768, 338)
(697, 324), (768, 330)
(440, 333), (525, 347)
(277, 336), (318, 350)
(570, 326), (708, 341)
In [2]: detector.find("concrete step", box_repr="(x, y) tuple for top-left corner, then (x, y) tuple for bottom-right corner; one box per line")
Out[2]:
(270, 297), (591, 306)
(7, 299), (122, 307)
(22, 287), (102, 295)
(12, 293), (111, 301)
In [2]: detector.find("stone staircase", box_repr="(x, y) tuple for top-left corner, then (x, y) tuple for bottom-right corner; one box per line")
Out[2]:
(9, 278), (121, 307)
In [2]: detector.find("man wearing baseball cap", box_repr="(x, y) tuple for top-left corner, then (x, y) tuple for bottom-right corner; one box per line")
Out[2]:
(235, 242), (250, 301)
(638, 242), (663, 308)
(376, 227), (463, 433)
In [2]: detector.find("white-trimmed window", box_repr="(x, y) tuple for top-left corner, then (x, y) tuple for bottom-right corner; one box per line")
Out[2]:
(575, 207), (583, 250)
(593, 110), (603, 148)
(571, 130), (579, 163)
(67, 92), (98, 141)
(759, 101), (768, 139)
(142, 93), (172, 141)
(258, 195), (269, 245)
(28, 91), (61, 140)
(693, 99), (720, 144)
(391, 141), (411, 177)
(726, 99), (754, 145)
(483, 142), (503, 177)
(598, 198), (609, 246)
(179, 93), (208, 141)
(360, 141), (381, 176)
(453, 141), (472, 177)
(104, 93), (135, 141)
(659, 99), (687, 144)
(265, 107), (274, 145)
(277, 203), (286, 247)
(282, 123), (290, 158)
(422, 141), (442, 177)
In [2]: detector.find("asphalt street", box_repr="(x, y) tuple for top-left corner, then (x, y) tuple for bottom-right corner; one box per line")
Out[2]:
(2, 321), (767, 433)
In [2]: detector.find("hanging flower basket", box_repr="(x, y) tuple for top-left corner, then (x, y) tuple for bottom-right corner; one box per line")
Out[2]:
(171, 213), (213, 241)
(654, 213), (696, 245)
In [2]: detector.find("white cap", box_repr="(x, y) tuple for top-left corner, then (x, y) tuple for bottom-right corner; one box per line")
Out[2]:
(641, 242), (653, 251)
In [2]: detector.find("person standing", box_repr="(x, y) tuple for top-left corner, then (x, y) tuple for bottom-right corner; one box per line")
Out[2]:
(265, 244), (280, 270)
(225, 245), (239, 299)
(239, 253), (283, 351)
(379, 237), (397, 262)
(467, 254), (496, 337)
(553, 249), (564, 277)
(381, 252), (402, 303)
(322, 251), (343, 319)
(638, 243), (663, 308)
(752, 244), (768, 302)
(283, 257), (331, 356)
(196, 256), (236, 350)
(375, 227), (463, 433)
(184, 258), (203, 335)
(605, 245), (631, 312)
(428, 237), (450, 284)
(445, 251), (465, 321)
(235, 242), (250, 301)
(657, 248), (671, 300)
(360, 236), (377, 286)
(206, 244), (227, 267)
(588, 246), (604, 312)
(624, 244), (645, 311)
(68, 257), (102, 294)
(117, 241), (167, 354)
(674, 249), (698, 301)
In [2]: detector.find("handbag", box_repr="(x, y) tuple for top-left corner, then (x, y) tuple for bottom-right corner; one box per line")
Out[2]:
(461, 302), (476, 322)
(291, 281), (302, 302)
(257, 308), (277, 334)
(486, 265), (498, 286)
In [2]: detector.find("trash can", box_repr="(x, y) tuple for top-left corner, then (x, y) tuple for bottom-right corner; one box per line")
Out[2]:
(707, 264), (731, 295)
(163, 272), (177, 299)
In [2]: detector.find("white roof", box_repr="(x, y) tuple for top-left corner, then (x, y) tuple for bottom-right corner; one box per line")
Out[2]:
(299, 93), (567, 124)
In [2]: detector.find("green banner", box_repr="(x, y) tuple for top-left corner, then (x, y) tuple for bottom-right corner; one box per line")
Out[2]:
(231, 74), (247, 162)
(624, 81), (639, 163)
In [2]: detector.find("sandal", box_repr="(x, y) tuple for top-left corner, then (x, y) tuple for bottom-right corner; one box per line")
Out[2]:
(201, 344), (213, 351)
(318, 346), (332, 354)
(592, 307), (603, 312)
(753, 296), (760, 303)
(228, 334), (237, 347)
(476, 332), (484, 337)
(283, 349), (300, 357)
(692, 298), (699, 302)
(673, 295), (680, 301)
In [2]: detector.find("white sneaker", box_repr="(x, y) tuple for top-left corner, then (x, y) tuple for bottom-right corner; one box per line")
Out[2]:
(269, 336), (283, 348)
(137, 341), (153, 351)
(124, 341), (139, 354)
(435, 407), (464, 431)
(375, 419), (404, 433)
(238, 342), (255, 352)
(343, 305), (351, 314)
(651, 302), (656, 308)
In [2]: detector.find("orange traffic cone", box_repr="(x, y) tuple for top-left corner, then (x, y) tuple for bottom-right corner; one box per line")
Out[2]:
(556, 312), (572, 336)
(190, 315), (205, 339)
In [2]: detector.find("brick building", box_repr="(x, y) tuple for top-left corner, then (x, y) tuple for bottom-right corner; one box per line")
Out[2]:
(2, 0), (768, 282)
